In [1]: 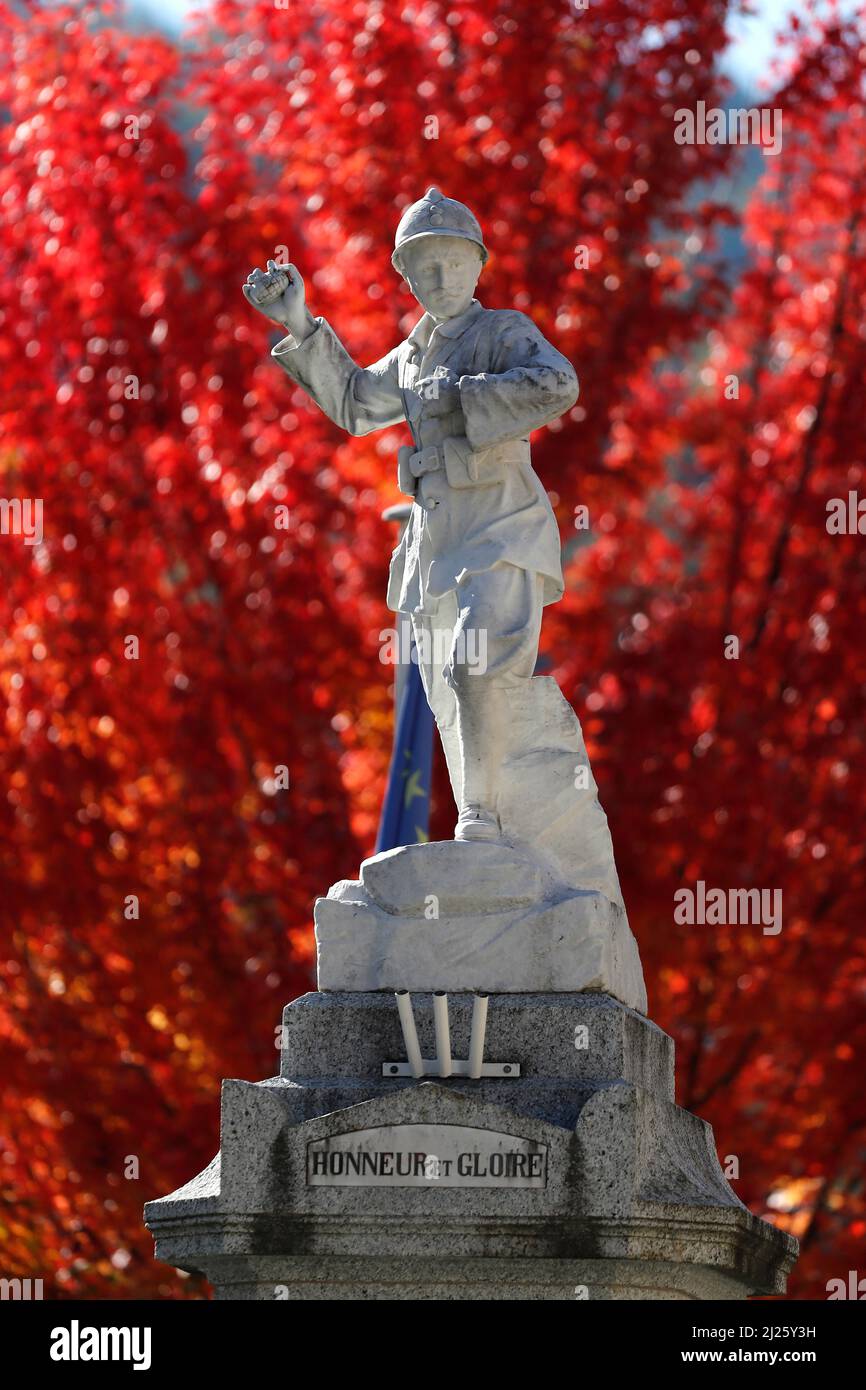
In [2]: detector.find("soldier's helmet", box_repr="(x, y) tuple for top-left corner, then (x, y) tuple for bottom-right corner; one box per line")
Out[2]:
(392, 186), (488, 270)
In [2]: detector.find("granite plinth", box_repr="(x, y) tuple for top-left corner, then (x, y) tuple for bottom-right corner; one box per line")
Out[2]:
(144, 991), (797, 1300)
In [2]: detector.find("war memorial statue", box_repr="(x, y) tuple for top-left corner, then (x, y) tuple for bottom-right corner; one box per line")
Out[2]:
(245, 185), (577, 846)
(144, 188), (797, 1301)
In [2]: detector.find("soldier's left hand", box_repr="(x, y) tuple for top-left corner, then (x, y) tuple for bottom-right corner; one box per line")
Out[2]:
(415, 376), (462, 417)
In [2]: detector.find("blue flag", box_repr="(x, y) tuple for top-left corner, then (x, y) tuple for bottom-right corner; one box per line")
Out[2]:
(375, 655), (434, 852)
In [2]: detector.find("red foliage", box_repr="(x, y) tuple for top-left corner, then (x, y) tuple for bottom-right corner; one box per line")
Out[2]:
(0, 0), (862, 1297)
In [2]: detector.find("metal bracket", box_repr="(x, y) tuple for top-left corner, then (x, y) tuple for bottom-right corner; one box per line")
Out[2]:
(384, 990), (520, 1080)
(382, 1059), (520, 1078)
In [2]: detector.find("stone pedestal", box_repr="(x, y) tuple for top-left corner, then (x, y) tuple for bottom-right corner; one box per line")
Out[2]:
(317, 842), (645, 1009)
(144, 991), (797, 1300)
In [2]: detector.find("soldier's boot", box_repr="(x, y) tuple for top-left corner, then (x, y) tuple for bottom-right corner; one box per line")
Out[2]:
(453, 680), (505, 842)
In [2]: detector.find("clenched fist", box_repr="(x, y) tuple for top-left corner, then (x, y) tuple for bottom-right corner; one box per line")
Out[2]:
(243, 260), (314, 343)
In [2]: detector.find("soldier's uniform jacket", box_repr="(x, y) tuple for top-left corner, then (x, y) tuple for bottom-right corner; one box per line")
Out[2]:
(272, 297), (578, 616)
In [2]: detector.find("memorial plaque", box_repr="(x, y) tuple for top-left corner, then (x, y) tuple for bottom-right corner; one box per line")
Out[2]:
(307, 1123), (548, 1188)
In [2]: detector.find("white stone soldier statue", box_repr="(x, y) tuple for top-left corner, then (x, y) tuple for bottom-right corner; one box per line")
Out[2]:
(244, 187), (579, 843)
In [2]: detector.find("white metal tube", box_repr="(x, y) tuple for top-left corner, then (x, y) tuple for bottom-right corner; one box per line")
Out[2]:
(468, 993), (489, 1078)
(395, 991), (424, 1078)
(433, 992), (452, 1077)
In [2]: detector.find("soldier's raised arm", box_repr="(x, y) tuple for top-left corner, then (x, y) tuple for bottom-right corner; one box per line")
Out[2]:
(243, 259), (404, 437)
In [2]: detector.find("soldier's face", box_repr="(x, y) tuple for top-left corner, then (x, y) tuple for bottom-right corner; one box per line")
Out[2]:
(399, 237), (482, 320)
